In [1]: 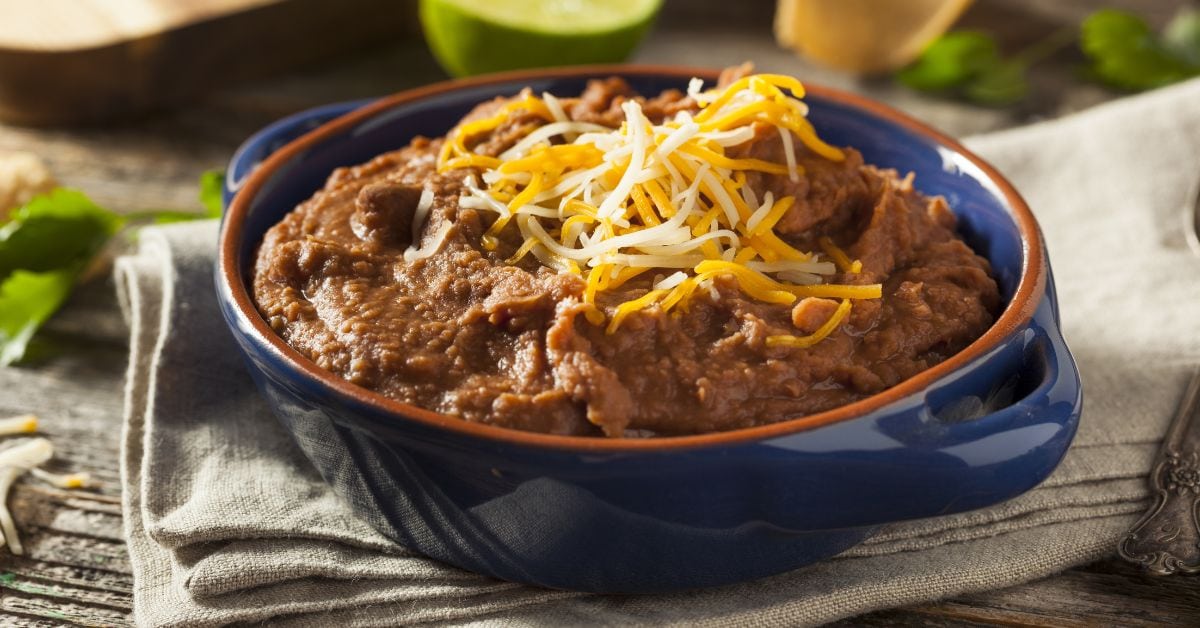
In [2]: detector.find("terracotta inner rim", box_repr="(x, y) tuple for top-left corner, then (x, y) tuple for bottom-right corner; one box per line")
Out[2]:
(219, 64), (1045, 453)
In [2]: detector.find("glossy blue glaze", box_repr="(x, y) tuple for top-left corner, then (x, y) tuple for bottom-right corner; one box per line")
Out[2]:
(217, 72), (1082, 593)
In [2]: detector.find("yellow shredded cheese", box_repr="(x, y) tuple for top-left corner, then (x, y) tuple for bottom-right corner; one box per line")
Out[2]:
(788, 284), (883, 299)
(818, 236), (859, 273)
(606, 289), (668, 334)
(766, 298), (853, 348)
(436, 73), (883, 345)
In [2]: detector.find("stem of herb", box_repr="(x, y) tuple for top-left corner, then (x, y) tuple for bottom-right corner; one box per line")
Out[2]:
(1010, 26), (1078, 70)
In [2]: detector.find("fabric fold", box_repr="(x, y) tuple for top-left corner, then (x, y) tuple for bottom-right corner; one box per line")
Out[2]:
(118, 76), (1200, 627)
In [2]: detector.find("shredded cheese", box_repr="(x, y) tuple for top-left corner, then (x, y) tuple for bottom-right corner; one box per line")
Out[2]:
(0, 417), (92, 556)
(0, 415), (37, 437)
(766, 298), (853, 348)
(0, 437), (52, 555)
(31, 468), (91, 489)
(818, 236), (857, 273)
(436, 73), (881, 345)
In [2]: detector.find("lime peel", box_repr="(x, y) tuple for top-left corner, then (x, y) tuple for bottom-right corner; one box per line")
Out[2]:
(436, 0), (660, 35)
(420, 0), (662, 77)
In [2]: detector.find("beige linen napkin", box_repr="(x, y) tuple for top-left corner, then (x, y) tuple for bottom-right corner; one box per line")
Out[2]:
(116, 77), (1200, 627)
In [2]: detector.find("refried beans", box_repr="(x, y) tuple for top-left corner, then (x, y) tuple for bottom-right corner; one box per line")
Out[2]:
(252, 70), (1000, 437)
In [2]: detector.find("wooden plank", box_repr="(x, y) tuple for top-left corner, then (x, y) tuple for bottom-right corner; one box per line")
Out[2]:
(18, 531), (130, 576)
(0, 0), (280, 51)
(0, 587), (132, 627)
(10, 490), (124, 542)
(0, 572), (130, 612)
(0, 0), (420, 125)
(0, 557), (132, 596)
(844, 558), (1200, 626)
(0, 612), (65, 628)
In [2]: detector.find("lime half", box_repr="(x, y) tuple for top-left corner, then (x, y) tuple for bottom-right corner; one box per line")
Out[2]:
(420, 0), (663, 77)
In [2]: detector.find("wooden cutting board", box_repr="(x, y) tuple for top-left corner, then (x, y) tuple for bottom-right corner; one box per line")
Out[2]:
(0, 0), (417, 126)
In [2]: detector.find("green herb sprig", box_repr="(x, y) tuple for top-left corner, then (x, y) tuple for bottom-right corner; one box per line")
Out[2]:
(897, 7), (1200, 105)
(0, 171), (223, 365)
(896, 28), (1074, 106)
(1081, 8), (1200, 90)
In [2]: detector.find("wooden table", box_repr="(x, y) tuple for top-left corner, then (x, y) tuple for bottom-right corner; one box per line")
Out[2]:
(1, 0), (1198, 624)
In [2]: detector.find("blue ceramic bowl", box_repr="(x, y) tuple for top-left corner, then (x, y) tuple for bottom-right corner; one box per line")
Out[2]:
(216, 66), (1081, 593)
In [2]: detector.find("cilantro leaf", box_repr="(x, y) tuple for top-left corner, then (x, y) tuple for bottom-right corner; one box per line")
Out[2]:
(0, 269), (76, 366)
(897, 32), (1000, 91)
(0, 171), (224, 366)
(0, 189), (121, 365)
(199, 170), (224, 218)
(1081, 9), (1200, 90)
(0, 189), (123, 278)
(901, 8), (1200, 105)
(896, 31), (1036, 106)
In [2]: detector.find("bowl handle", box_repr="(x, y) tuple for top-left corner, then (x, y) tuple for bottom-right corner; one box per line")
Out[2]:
(904, 297), (1083, 516)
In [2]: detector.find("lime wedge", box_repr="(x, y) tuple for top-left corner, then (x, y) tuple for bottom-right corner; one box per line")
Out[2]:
(419, 0), (663, 77)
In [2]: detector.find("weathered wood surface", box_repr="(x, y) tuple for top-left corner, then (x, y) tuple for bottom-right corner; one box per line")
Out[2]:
(0, 0), (419, 126)
(1, 0), (1198, 625)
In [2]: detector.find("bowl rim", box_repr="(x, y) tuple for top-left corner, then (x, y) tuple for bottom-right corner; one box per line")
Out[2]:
(218, 63), (1045, 453)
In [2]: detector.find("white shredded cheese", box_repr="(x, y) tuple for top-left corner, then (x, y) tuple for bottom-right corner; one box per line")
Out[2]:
(745, 192), (776, 234)
(655, 122), (700, 160)
(408, 187), (434, 244)
(542, 92), (568, 123)
(703, 126), (757, 147)
(0, 418), (93, 556)
(500, 121), (610, 160)
(653, 271), (688, 290)
(595, 102), (649, 220)
(0, 437), (52, 469)
(403, 221), (452, 262)
(778, 125), (800, 183)
(593, 253), (707, 269)
(30, 468), (91, 489)
(0, 437), (53, 555)
(0, 415), (37, 437)
(430, 72), (879, 335)
(697, 167), (742, 226)
(776, 270), (823, 285)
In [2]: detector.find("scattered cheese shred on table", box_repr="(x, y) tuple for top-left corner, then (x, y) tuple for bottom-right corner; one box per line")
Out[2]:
(30, 468), (92, 489)
(0, 414), (38, 436)
(437, 73), (881, 344)
(0, 436), (53, 555)
(0, 415), (93, 555)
